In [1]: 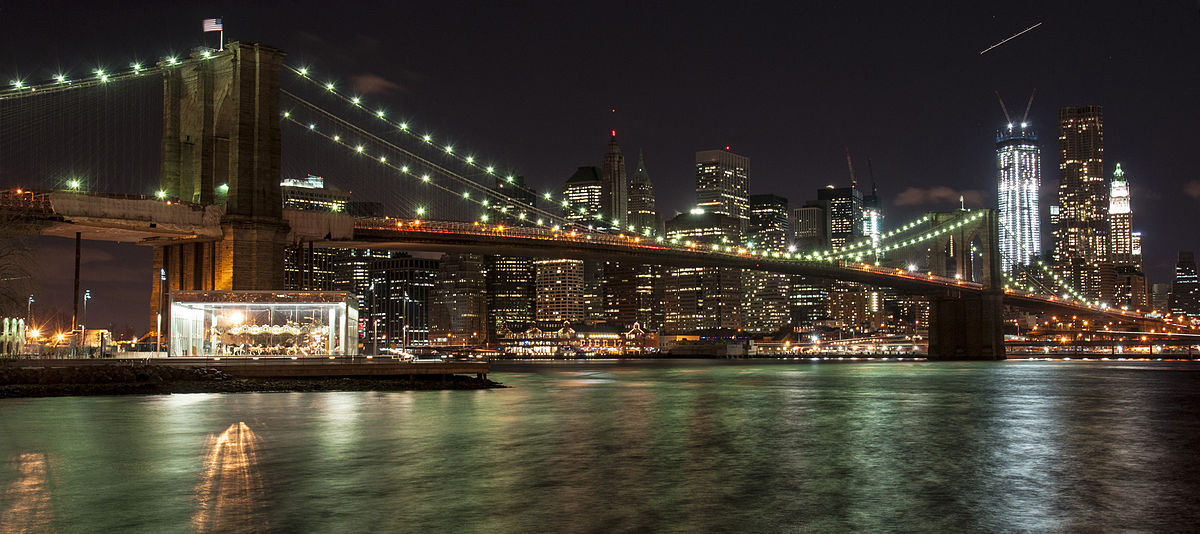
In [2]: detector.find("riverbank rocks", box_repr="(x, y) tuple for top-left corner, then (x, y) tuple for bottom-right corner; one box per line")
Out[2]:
(0, 362), (503, 398)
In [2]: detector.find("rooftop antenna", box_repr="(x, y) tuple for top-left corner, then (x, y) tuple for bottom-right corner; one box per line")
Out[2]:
(844, 147), (858, 188)
(994, 91), (1012, 124)
(1020, 88), (1037, 124)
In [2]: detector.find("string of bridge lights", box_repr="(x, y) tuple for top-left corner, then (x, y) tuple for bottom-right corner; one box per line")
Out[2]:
(0, 51), (226, 101)
(286, 64), (661, 237)
(280, 94), (615, 232)
(995, 220), (1101, 307)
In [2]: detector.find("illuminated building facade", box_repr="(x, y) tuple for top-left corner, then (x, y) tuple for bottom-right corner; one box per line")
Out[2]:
(282, 175), (350, 291)
(695, 149), (750, 232)
(487, 175), (538, 343)
(627, 152), (663, 235)
(792, 204), (828, 252)
(367, 256), (438, 348)
(862, 184), (883, 259)
(563, 166), (603, 225)
(1055, 106), (1109, 301)
(485, 255), (535, 344)
(281, 174), (350, 212)
(601, 132), (629, 229)
(535, 259), (586, 324)
(996, 124), (1041, 273)
(817, 186), (863, 249)
(1169, 252), (1200, 318)
(429, 253), (487, 346)
(618, 152), (665, 330)
(663, 211), (743, 332)
(1109, 163), (1134, 266)
(745, 194), (791, 332)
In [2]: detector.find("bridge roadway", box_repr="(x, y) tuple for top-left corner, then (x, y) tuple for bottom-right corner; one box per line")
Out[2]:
(339, 218), (1155, 322)
(0, 190), (1169, 330)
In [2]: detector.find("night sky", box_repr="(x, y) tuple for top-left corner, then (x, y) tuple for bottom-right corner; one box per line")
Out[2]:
(2, 1), (1198, 333)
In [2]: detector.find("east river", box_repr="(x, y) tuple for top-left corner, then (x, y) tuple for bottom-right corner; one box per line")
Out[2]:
(2, 360), (1199, 532)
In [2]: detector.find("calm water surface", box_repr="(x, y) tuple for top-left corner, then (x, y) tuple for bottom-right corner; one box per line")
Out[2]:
(2, 360), (1199, 533)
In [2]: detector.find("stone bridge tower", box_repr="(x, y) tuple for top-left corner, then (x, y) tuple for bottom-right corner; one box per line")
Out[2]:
(150, 43), (290, 330)
(926, 209), (1006, 360)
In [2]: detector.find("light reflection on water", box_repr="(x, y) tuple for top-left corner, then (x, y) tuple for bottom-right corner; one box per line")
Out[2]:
(1, 452), (53, 533)
(0, 360), (1198, 532)
(192, 422), (265, 533)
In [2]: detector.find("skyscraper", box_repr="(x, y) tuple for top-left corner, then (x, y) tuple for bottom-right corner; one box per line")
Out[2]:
(696, 149), (750, 231)
(429, 253), (487, 346)
(368, 255), (439, 348)
(663, 211), (743, 332)
(817, 185), (864, 250)
(748, 194), (790, 252)
(535, 259), (586, 324)
(996, 123), (1042, 274)
(563, 166), (603, 225)
(745, 194), (791, 332)
(1168, 252), (1200, 318)
(1109, 163), (1134, 266)
(792, 203), (828, 252)
(281, 175), (350, 291)
(486, 174), (537, 343)
(1055, 106), (1109, 301)
(601, 132), (629, 229)
(627, 151), (663, 235)
(619, 151), (665, 330)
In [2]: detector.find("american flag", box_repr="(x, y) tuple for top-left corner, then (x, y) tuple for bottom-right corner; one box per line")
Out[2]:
(202, 18), (223, 32)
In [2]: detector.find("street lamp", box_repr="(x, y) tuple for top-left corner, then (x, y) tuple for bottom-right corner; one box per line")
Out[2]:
(157, 268), (165, 357)
(82, 289), (91, 354)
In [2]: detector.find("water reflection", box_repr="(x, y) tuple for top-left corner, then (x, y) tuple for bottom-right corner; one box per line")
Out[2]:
(192, 422), (265, 533)
(1, 453), (53, 533)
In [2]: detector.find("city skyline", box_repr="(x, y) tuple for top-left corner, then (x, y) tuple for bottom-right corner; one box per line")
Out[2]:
(2, 3), (1197, 330)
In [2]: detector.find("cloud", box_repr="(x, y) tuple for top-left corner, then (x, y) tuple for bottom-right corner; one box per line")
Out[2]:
(351, 73), (403, 96)
(1185, 180), (1200, 199)
(893, 186), (984, 207)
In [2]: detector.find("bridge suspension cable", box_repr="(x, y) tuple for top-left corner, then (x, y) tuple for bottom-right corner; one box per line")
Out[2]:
(280, 91), (596, 230)
(283, 64), (656, 236)
(0, 52), (220, 102)
(995, 220), (1098, 306)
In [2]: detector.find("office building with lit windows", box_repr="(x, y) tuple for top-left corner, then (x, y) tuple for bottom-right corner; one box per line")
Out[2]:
(627, 152), (663, 236)
(367, 255), (438, 348)
(745, 194), (791, 332)
(996, 123), (1042, 274)
(696, 149), (750, 232)
(1055, 106), (1110, 301)
(601, 132), (629, 229)
(663, 211), (743, 332)
(817, 185), (863, 249)
(563, 166), (603, 225)
(535, 259), (586, 324)
(1169, 252), (1200, 318)
(429, 253), (487, 346)
(1109, 163), (1134, 266)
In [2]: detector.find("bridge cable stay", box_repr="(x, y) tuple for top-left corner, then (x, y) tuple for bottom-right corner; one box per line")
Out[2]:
(1, 71), (160, 196)
(994, 220), (1096, 305)
(281, 110), (584, 231)
(283, 65), (657, 236)
(280, 90), (614, 231)
(805, 210), (987, 264)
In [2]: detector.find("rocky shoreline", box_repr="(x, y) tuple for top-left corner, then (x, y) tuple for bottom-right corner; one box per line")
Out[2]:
(0, 363), (504, 399)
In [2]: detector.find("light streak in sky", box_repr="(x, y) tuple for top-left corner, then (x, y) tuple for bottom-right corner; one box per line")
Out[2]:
(980, 22), (1043, 55)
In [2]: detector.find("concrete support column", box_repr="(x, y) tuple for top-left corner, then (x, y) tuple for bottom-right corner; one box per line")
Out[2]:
(927, 290), (1006, 360)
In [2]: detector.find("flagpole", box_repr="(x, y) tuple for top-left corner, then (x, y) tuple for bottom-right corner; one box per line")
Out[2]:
(220, 28), (224, 51)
